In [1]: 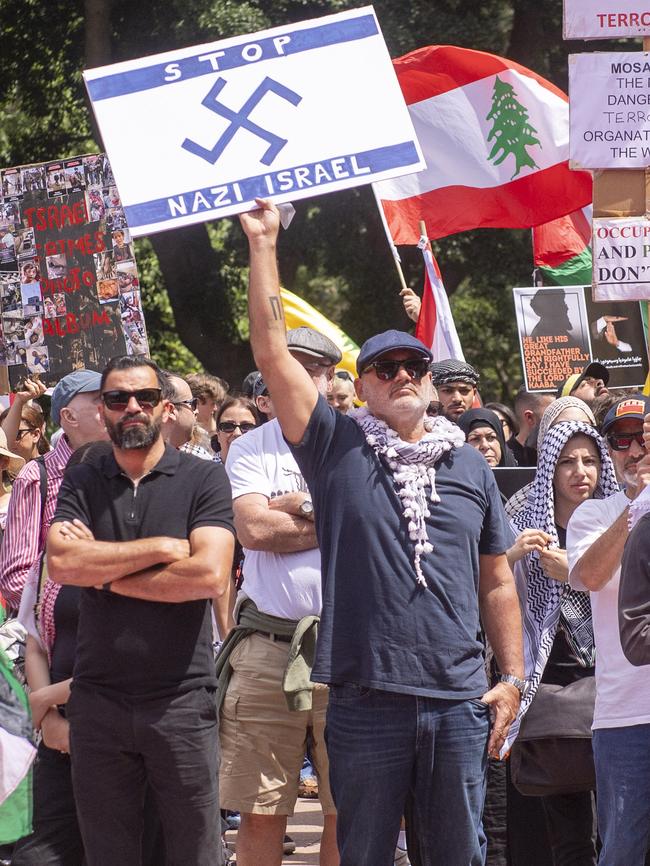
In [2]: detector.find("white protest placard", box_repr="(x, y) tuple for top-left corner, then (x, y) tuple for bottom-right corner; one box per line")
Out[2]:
(83, 7), (424, 237)
(592, 216), (650, 300)
(569, 52), (650, 169)
(564, 0), (650, 39)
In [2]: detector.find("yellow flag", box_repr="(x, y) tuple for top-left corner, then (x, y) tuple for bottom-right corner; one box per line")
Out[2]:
(280, 287), (359, 379)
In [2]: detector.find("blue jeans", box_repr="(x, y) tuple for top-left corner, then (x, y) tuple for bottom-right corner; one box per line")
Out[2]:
(593, 724), (650, 866)
(326, 684), (490, 866)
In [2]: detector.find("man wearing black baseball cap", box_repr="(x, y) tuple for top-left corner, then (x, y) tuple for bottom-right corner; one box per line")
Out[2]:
(557, 361), (609, 407)
(567, 393), (650, 866)
(238, 199), (524, 866)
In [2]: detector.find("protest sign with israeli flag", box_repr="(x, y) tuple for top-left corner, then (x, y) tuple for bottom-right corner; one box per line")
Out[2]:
(83, 6), (424, 237)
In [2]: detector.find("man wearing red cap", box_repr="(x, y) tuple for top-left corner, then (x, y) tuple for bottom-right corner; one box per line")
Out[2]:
(567, 394), (650, 866)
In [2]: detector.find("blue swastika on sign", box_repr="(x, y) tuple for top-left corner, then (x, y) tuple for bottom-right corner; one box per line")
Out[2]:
(182, 77), (302, 166)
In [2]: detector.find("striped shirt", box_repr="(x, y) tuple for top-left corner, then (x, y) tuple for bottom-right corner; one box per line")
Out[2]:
(0, 435), (72, 611)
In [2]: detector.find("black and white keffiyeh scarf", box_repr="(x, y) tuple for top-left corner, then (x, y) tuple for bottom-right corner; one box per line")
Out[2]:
(505, 420), (619, 752)
(349, 406), (465, 587)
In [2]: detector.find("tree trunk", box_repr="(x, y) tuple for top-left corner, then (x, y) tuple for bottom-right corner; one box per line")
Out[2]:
(150, 227), (254, 383)
(84, 0), (113, 146)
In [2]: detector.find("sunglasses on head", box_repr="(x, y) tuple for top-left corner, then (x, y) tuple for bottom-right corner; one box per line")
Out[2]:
(607, 431), (645, 451)
(217, 420), (257, 434)
(101, 388), (162, 411)
(363, 358), (429, 381)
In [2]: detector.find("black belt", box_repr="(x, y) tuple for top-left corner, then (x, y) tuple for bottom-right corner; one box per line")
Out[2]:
(258, 630), (292, 643)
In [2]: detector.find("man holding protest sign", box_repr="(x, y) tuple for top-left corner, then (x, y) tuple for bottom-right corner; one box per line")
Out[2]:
(238, 198), (524, 866)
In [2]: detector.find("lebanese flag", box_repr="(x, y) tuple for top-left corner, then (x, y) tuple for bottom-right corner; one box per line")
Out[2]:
(415, 245), (464, 362)
(533, 206), (593, 286)
(375, 46), (592, 243)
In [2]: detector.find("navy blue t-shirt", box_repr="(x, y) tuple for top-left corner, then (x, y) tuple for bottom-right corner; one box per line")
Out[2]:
(290, 396), (510, 699)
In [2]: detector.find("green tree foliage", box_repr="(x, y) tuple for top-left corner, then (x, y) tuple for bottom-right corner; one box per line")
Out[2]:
(0, 0), (577, 402)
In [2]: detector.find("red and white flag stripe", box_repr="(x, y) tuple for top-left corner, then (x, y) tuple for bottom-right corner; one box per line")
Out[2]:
(375, 46), (592, 243)
(415, 245), (464, 362)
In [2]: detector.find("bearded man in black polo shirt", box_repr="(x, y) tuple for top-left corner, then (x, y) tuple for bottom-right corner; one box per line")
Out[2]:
(47, 355), (235, 866)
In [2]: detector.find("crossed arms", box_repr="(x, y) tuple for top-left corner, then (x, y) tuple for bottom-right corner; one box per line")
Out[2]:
(47, 520), (234, 602)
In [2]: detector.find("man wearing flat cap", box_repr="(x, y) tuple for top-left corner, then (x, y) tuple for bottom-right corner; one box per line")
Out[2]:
(218, 325), (341, 866)
(0, 370), (108, 611)
(429, 358), (480, 423)
(238, 199), (524, 866)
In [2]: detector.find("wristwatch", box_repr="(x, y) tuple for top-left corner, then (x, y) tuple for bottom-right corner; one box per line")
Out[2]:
(299, 498), (314, 518)
(499, 674), (528, 699)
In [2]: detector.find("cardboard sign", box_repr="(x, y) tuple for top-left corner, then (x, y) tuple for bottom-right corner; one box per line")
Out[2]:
(564, 0), (650, 39)
(513, 285), (648, 391)
(592, 216), (650, 301)
(0, 154), (148, 391)
(83, 7), (425, 237)
(569, 52), (650, 169)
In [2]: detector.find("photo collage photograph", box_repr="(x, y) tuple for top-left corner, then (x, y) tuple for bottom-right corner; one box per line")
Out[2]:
(0, 153), (148, 388)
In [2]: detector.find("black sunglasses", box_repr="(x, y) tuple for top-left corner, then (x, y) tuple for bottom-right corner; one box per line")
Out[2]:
(174, 398), (198, 412)
(16, 426), (36, 440)
(607, 431), (645, 451)
(362, 358), (429, 381)
(426, 400), (443, 417)
(217, 420), (257, 434)
(102, 388), (162, 411)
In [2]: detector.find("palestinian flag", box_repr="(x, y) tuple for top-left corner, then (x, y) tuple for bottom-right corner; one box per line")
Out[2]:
(533, 207), (593, 286)
(374, 46), (592, 243)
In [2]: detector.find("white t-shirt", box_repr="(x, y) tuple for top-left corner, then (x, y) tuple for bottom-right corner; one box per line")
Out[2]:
(225, 419), (322, 620)
(567, 490), (650, 729)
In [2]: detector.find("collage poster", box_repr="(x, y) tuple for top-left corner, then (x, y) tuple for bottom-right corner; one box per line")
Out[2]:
(513, 285), (649, 392)
(0, 153), (148, 391)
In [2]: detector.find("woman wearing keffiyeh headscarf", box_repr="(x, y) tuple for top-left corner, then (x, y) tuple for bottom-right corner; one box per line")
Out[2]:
(504, 420), (618, 866)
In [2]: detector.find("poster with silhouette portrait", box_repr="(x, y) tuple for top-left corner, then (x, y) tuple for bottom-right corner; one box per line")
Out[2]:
(0, 153), (149, 392)
(514, 285), (648, 391)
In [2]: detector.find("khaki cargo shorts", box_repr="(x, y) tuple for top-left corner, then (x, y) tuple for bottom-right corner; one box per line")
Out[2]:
(219, 631), (336, 816)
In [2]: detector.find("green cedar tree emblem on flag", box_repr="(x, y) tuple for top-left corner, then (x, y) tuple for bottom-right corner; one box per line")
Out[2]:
(486, 76), (541, 179)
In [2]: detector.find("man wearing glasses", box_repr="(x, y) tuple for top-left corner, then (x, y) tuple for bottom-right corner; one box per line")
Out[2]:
(0, 369), (107, 612)
(46, 355), (235, 866)
(567, 395), (650, 866)
(238, 200), (524, 866)
(219, 326), (341, 866)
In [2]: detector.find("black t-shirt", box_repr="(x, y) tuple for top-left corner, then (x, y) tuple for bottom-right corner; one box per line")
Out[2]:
(53, 444), (234, 699)
(289, 396), (510, 699)
(50, 584), (81, 685)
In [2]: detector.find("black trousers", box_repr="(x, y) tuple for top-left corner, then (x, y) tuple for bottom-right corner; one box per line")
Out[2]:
(541, 791), (597, 866)
(67, 684), (221, 866)
(11, 743), (83, 866)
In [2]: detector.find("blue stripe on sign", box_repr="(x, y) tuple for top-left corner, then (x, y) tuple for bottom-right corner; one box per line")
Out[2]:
(123, 142), (420, 229)
(87, 15), (378, 101)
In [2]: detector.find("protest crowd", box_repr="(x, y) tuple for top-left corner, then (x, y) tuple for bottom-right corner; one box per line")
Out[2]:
(0, 197), (649, 866)
(4, 4), (650, 864)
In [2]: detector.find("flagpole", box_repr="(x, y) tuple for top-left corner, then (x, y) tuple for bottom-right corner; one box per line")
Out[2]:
(371, 183), (409, 292)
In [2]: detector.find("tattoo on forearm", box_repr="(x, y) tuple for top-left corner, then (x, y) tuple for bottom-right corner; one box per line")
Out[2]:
(269, 296), (284, 321)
